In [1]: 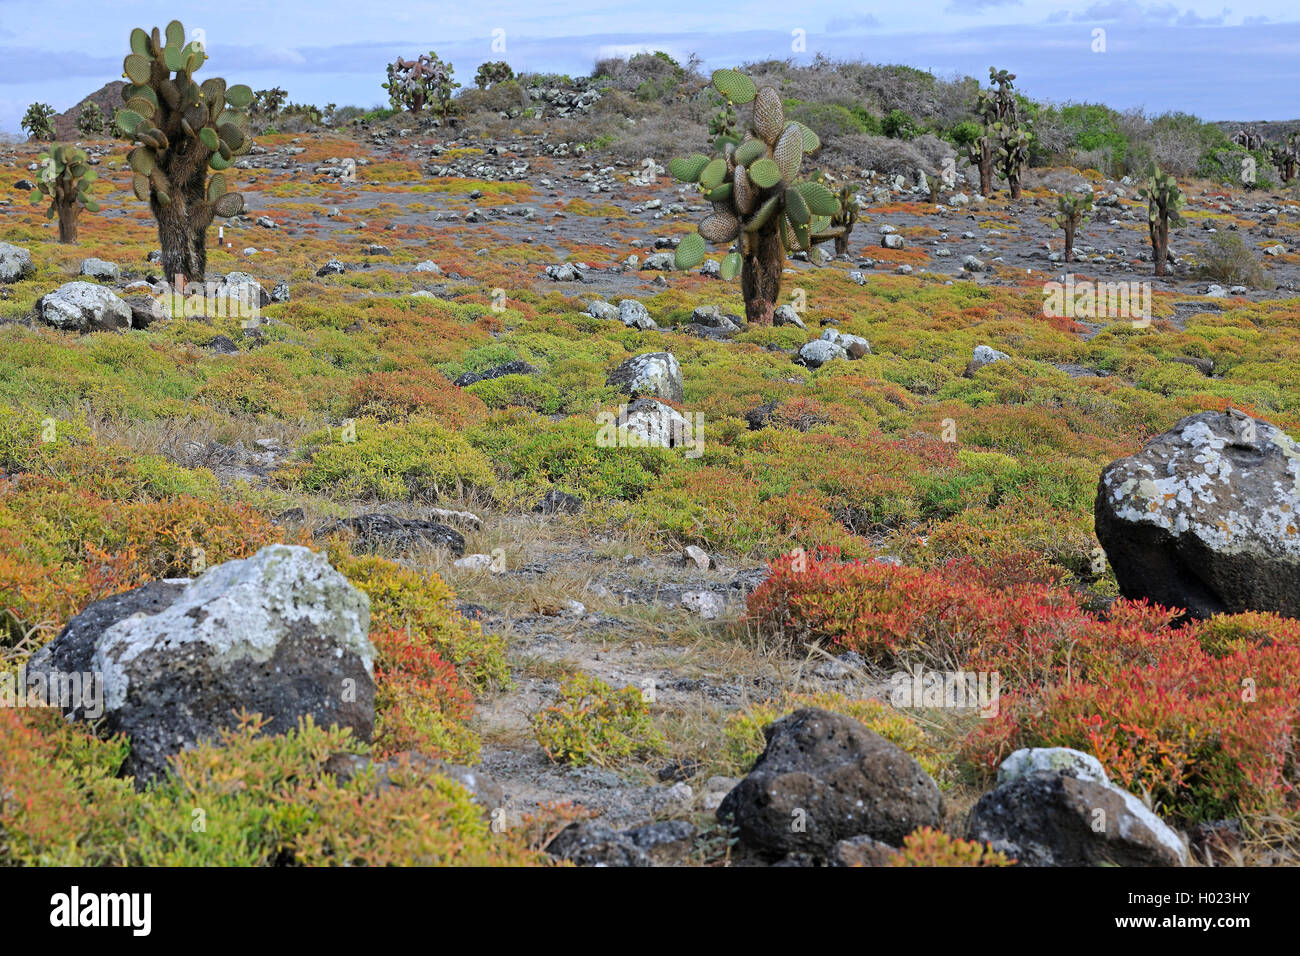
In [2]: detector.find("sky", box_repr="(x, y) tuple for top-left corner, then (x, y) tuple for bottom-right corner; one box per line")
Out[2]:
(1, 0), (1297, 134)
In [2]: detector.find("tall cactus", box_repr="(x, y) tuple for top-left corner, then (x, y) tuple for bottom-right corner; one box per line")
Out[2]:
(115, 20), (252, 284)
(29, 145), (99, 244)
(994, 123), (1032, 200)
(969, 68), (1028, 199)
(670, 69), (841, 325)
(1053, 191), (1093, 263)
(1139, 167), (1184, 277)
(966, 90), (997, 197)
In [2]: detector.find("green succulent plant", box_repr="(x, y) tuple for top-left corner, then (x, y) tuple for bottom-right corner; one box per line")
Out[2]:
(1139, 166), (1185, 277)
(1053, 191), (1094, 263)
(29, 145), (99, 244)
(115, 19), (252, 283)
(670, 68), (841, 324)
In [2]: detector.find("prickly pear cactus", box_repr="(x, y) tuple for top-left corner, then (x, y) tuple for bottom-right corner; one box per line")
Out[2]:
(1139, 167), (1185, 277)
(115, 20), (253, 282)
(385, 52), (459, 116)
(474, 61), (514, 90)
(29, 145), (99, 244)
(1053, 191), (1093, 263)
(670, 69), (841, 324)
(831, 185), (859, 256)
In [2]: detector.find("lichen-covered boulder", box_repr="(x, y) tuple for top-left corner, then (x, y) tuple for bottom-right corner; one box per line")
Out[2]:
(717, 708), (944, 860)
(26, 545), (374, 782)
(606, 351), (683, 402)
(611, 397), (694, 450)
(0, 241), (34, 283)
(1095, 409), (1300, 618)
(37, 281), (132, 332)
(998, 747), (1108, 785)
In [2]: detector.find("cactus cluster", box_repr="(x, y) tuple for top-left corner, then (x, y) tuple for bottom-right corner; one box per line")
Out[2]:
(474, 61), (514, 90)
(1052, 191), (1093, 263)
(116, 20), (252, 283)
(384, 52), (459, 116)
(1139, 167), (1185, 277)
(29, 145), (99, 244)
(76, 102), (108, 137)
(670, 69), (841, 324)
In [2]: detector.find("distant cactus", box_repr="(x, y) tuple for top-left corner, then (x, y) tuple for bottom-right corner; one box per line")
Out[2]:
(1231, 127), (1265, 151)
(831, 185), (859, 256)
(21, 102), (56, 141)
(252, 87), (287, 121)
(670, 69), (842, 324)
(994, 123), (1032, 200)
(1053, 191), (1093, 263)
(115, 20), (253, 283)
(76, 102), (108, 137)
(707, 90), (738, 144)
(1271, 133), (1299, 183)
(29, 145), (99, 243)
(384, 52), (459, 117)
(1139, 167), (1185, 277)
(474, 61), (514, 90)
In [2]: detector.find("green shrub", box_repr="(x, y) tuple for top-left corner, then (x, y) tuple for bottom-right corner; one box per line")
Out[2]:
(531, 673), (664, 767)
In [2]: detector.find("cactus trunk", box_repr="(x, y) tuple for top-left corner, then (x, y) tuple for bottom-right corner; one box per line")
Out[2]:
(741, 224), (784, 325)
(976, 141), (993, 197)
(55, 198), (81, 243)
(154, 187), (208, 284)
(834, 233), (850, 256)
(1063, 221), (1075, 263)
(1151, 218), (1169, 277)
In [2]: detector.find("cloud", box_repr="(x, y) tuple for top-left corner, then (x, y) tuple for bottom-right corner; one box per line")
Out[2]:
(825, 14), (881, 31)
(1063, 1), (1230, 25)
(946, 0), (1022, 12)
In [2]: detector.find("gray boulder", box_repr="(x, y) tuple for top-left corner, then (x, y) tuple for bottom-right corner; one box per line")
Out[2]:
(617, 298), (656, 329)
(607, 351), (683, 402)
(586, 300), (619, 322)
(79, 258), (120, 281)
(0, 241), (34, 283)
(613, 398), (693, 449)
(1095, 409), (1300, 618)
(717, 708), (945, 860)
(37, 281), (133, 332)
(26, 545), (374, 783)
(798, 339), (848, 368)
(966, 770), (1188, 866)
